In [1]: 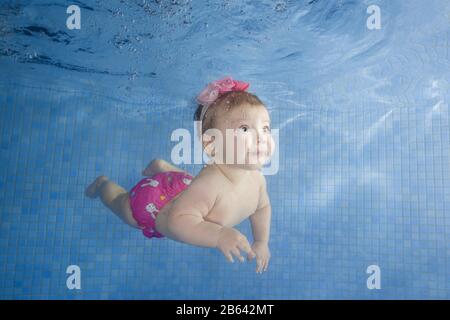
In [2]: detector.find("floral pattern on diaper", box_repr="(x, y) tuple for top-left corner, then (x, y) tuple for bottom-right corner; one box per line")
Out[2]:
(145, 203), (158, 220)
(141, 178), (159, 187)
(182, 178), (192, 185)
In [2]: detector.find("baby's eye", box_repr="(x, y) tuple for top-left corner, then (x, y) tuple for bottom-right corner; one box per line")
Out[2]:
(263, 126), (271, 133)
(238, 125), (249, 132)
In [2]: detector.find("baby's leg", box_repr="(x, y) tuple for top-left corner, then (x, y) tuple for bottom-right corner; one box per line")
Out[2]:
(85, 176), (140, 229)
(142, 158), (186, 176)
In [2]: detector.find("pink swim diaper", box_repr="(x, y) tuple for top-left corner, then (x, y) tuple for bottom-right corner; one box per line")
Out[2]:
(129, 171), (193, 239)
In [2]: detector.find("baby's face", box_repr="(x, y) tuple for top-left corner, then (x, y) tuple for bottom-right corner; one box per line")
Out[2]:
(207, 104), (275, 170)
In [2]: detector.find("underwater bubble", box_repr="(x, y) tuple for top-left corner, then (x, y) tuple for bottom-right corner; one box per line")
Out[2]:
(275, 2), (287, 12)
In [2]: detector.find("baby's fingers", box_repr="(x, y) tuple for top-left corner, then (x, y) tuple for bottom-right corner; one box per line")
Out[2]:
(223, 251), (234, 263)
(247, 251), (256, 261)
(231, 247), (245, 263)
(237, 241), (255, 260)
(255, 257), (271, 273)
(263, 258), (269, 272)
(256, 258), (263, 273)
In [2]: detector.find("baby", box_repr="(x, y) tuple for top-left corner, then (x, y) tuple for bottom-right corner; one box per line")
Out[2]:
(85, 77), (275, 273)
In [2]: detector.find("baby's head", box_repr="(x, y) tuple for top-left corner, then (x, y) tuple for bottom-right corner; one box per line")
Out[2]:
(194, 82), (275, 170)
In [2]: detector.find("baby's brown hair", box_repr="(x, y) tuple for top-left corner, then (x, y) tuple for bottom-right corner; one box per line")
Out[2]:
(193, 91), (266, 135)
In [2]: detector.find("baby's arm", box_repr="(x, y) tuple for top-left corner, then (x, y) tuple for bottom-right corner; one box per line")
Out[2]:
(166, 173), (255, 262)
(165, 174), (222, 247)
(249, 174), (271, 273)
(250, 174), (271, 244)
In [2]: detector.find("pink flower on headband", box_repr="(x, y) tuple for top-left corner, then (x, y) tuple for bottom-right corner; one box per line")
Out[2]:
(196, 76), (250, 108)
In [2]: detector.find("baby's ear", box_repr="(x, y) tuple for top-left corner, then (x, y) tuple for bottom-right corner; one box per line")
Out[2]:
(202, 133), (215, 156)
(201, 129), (219, 149)
(202, 132), (214, 144)
(202, 128), (223, 159)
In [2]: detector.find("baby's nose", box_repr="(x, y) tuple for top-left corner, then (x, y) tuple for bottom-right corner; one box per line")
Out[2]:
(255, 129), (264, 141)
(257, 131), (269, 143)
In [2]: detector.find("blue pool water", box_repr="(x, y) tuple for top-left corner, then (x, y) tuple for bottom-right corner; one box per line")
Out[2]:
(0, 0), (449, 299)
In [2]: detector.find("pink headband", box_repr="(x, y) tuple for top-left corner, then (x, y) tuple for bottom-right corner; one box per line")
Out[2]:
(196, 76), (250, 126)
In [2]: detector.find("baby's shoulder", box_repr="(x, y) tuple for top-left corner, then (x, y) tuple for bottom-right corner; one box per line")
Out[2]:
(242, 170), (264, 195)
(191, 165), (225, 187)
(252, 169), (266, 186)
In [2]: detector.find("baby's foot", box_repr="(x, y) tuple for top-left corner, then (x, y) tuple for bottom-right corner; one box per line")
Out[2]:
(85, 175), (108, 198)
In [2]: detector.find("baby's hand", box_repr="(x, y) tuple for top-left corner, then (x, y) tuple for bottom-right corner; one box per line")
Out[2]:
(251, 241), (271, 273)
(216, 227), (256, 263)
